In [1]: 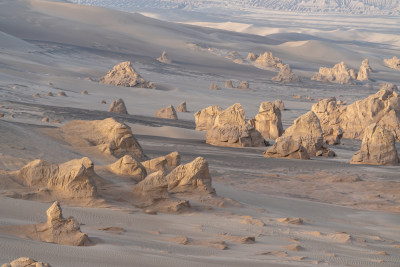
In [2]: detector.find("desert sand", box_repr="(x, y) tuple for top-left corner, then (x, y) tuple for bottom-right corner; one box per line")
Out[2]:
(0, 0), (399, 266)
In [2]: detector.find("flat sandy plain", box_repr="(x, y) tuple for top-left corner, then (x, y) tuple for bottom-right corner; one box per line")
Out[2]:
(0, 0), (399, 266)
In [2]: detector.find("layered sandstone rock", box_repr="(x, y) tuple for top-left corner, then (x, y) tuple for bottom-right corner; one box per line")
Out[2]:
(18, 157), (97, 198)
(273, 99), (285, 111)
(1, 257), (51, 267)
(272, 64), (299, 83)
(254, 51), (283, 70)
(312, 62), (356, 84)
(141, 152), (181, 175)
(157, 51), (172, 64)
(264, 111), (334, 159)
(194, 105), (223, 131)
(100, 61), (155, 89)
(108, 155), (147, 182)
(237, 81), (250, 90)
(225, 80), (234, 88)
(384, 56), (400, 70)
(249, 101), (283, 140)
(177, 101), (187, 112)
(155, 105), (178, 120)
(108, 98), (128, 114)
(60, 118), (146, 160)
(350, 124), (399, 165)
(357, 59), (372, 81)
(312, 85), (400, 142)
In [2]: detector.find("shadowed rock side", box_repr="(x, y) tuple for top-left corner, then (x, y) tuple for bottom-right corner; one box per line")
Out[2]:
(100, 61), (156, 89)
(59, 118), (146, 160)
(273, 99), (285, 111)
(157, 51), (172, 64)
(253, 51), (283, 70)
(141, 151), (181, 175)
(194, 105), (223, 131)
(177, 101), (187, 112)
(264, 111), (334, 159)
(108, 98), (128, 114)
(312, 62), (356, 84)
(17, 157), (97, 199)
(357, 58), (372, 81)
(350, 124), (399, 165)
(107, 155), (147, 182)
(272, 64), (299, 83)
(206, 103), (265, 147)
(312, 84), (400, 142)
(6, 201), (88, 246)
(249, 101), (283, 140)
(384, 56), (400, 70)
(1, 257), (51, 267)
(155, 105), (178, 120)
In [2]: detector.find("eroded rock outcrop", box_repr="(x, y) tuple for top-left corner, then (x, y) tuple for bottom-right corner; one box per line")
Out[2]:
(249, 101), (283, 140)
(272, 64), (299, 83)
(312, 85), (400, 142)
(350, 124), (399, 165)
(100, 61), (155, 89)
(206, 103), (265, 147)
(155, 105), (178, 120)
(226, 51), (244, 64)
(357, 59), (372, 81)
(312, 62), (356, 84)
(108, 155), (147, 182)
(384, 56), (400, 70)
(108, 98), (128, 114)
(254, 51), (283, 70)
(1, 257), (51, 267)
(264, 111), (334, 159)
(157, 51), (172, 64)
(18, 157), (97, 198)
(141, 152), (181, 175)
(194, 105), (223, 131)
(60, 118), (146, 160)
(273, 99), (285, 111)
(177, 102), (187, 112)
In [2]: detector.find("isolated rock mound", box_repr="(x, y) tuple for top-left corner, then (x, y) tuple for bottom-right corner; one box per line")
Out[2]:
(264, 111), (334, 159)
(157, 51), (172, 64)
(384, 56), (400, 70)
(273, 99), (285, 111)
(357, 59), (372, 81)
(225, 80), (234, 88)
(100, 61), (155, 89)
(312, 62), (356, 84)
(209, 83), (220, 90)
(194, 105), (223, 131)
(1, 257), (51, 267)
(312, 85), (400, 141)
(249, 101), (283, 140)
(254, 51), (283, 70)
(60, 118), (146, 160)
(155, 105), (178, 120)
(226, 51), (244, 64)
(108, 155), (147, 181)
(272, 64), (299, 83)
(350, 124), (399, 165)
(18, 157), (97, 198)
(141, 152), (181, 174)
(206, 103), (265, 147)
(108, 98), (128, 114)
(237, 81), (250, 90)
(177, 101), (187, 112)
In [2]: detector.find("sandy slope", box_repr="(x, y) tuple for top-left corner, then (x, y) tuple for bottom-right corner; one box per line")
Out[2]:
(0, 0), (399, 266)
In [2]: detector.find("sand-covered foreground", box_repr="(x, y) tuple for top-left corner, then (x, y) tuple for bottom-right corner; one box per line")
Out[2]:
(0, 0), (400, 266)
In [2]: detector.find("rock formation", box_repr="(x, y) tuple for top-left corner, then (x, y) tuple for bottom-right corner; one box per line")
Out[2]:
(60, 118), (146, 160)
(194, 105), (223, 131)
(226, 51), (244, 64)
(108, 98), (128, 114)
(311, 62), (356, 84)
(249, 101), (283, 140)
(209, 83), (220, 90)
(254, 51), (283, 70)
(108, 155), (147, 182)
(225, 80), (234, 88)
(273, 99), (285, 111)
(246, 52), (257, 61)
(177, 101), (187, 112)
(264, 111), (334, 159)
(206, 103), (265, 147)
(133, 170), (169, 199)
(18, 157), (97, 198)
(357, 59), (372, 81)
(312, 85), (400, 142)
(1, 257), (51, 267)
(157, 51), (172, 64)
(350, 124), (399, 165)
(237, 81), (250, 90)
(272, 64), (299, 83)
(100, 61), (156, 89)
(141, 152), (181, 174)
(384, 56), (400, 70)
(155, 105), (178, 120)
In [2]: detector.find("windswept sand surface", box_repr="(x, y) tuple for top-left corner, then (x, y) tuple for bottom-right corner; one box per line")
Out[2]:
(0, 0), (399, 266)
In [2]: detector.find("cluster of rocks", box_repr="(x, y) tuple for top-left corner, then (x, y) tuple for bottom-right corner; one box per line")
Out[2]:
(384, 56), (400, 70)
(248, 51), (283, 70)
(225, 51), (244, 64)
(225, 80), (250, 90)
(100, 61), (155, 89)
(1, 257), (51, 267)
(312, 59), (372, 84)
(272, 64), (299, 83)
